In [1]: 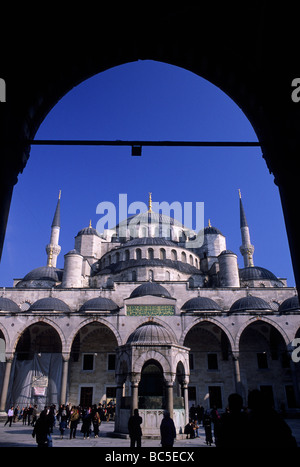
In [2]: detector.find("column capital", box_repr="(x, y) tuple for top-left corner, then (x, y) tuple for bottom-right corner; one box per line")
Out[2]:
(62, 353), (70, 363)
(5, 353), (14, 363)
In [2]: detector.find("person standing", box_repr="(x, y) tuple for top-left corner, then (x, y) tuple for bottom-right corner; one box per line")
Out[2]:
(203, 411), (213, 446)
(81, 408), (92, 439)
(160, 410), (176, 448)
(4, 406), (14, 427)
(92, 406), (101, 438)
(128, 408), (143, 448)
(69, 406), (80, 439)
(32, 410), (51, 447)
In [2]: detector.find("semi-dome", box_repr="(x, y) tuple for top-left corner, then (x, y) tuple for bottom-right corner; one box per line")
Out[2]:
(0, 297), (20, 312)
(79, 297), (119, 312)
(239, 266), (279, 282)
(130, 282), (171, 299)
(230, 295), (271, 313)
(123, 237), (176, 247)
(22, 266), (63, 283)
(29, 297), (71, 313)
(127, 322), (175, 345)
(278, 295), (300, 313)
(182, 296), (222, 312)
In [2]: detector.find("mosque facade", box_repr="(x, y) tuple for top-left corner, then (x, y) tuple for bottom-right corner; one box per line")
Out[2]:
(0, 192), (299, 435)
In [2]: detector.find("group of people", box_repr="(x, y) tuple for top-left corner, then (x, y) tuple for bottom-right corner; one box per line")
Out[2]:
(4, 405), (38, 427)
(29, 402), (114, 447)
(186, 391), (298, 448)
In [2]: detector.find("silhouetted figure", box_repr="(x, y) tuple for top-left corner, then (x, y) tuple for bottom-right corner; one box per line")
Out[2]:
(216, 393), (250, 448)
(184, 420), (195, 439)
(160, 410), (176, 447)
(32, 409), (51, 447)
(128, 408), (143, 448)
(248, 389), (297, 448)
(203, 411), (213, 446)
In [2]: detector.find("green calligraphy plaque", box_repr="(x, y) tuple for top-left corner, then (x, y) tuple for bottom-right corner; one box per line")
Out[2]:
(127, 305), (174, 316)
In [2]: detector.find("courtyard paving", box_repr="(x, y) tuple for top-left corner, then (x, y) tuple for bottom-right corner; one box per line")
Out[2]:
(0, 418), (300, 448)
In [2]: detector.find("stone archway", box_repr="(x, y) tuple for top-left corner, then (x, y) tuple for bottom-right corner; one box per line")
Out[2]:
(2, 5), (300, 293)
(239, 320), (299, 409)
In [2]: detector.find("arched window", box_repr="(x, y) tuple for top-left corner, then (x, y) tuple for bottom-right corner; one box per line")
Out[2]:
(189, 255), (193, 265)
(160, 248), (166, 260)
(149, 270), (154, 281)
(171, 249), (177, 261)
(165, 270), (170, 281)
(181, 251), (186, 263)
(132, 270), (137, 281)
(148, 248), (154, 260)
(116, 252), (120, 263)
(136, 248), (142, 260)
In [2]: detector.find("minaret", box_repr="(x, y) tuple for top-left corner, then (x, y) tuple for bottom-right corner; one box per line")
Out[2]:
(46, 190), (62, 268)
(239, 189), (254, 267)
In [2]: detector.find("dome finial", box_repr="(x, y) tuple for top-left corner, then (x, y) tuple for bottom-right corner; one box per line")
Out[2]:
(148, 192), (152, 212)
(208, 219), (211, 227)
(89, 219), (92, 228)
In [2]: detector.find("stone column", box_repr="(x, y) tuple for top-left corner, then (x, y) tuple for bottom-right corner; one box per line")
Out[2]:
(232, 352), (243, 397)
(182, 381), (189, 425)
(115, 375), (125, 432)
(130, 373), (141, 415)
(0, 354), (14, 412)
(166, 383), (174, 419)
(60, 354), (70, 405)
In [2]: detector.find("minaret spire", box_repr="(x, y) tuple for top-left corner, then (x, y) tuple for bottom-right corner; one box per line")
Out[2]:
(239, 189), (254, 267)
(46, 190), (62, 267)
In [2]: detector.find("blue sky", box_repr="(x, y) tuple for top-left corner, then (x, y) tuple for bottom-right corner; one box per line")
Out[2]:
(0, 60), (295, 286)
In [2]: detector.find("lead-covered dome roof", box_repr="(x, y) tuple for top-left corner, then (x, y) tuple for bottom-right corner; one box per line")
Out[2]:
(29, 297), (71, 312)
(130, 282), (171, 299)
(239, 266), (279, 282)
(76, 226), (101, 237)
(0, 297), (20, 312)
(79, 297), (119, 312)
(123, 237), (176, 247)
(127, 322), (175, 345)
(278, 295), (299, 313)
(22, 266), (63, 282)
(230, 295), (271, 313)
(182, 296), (222, 312)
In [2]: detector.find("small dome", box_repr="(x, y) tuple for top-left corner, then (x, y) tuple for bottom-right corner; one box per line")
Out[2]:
(80, 297), (119, 312)
(182, 296), (222, 312)
(127, 322), (175, 345)
(130, 282), (171, 299)
(239, 266), (279, 282)
(230, 296), (271, 313)
(204, 226), (223, 236)
(0, 297), (20, 312)
(22, 266), (63, 283)
(219, 250), (236, 256)
(65, 249), (82, 256)
(77, 226), (101, 237)
(29, 297), (71, 313)
(278, 295), (300, 313)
